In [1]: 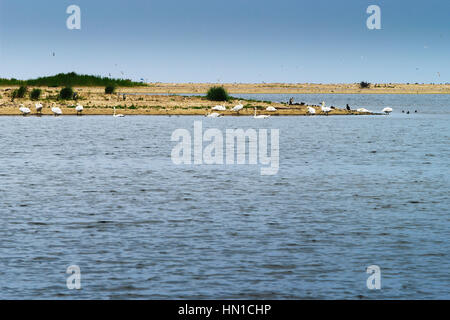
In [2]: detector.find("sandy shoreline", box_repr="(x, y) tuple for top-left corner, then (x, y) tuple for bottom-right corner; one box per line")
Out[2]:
(116, 83), (449, 95)
(0, 85), (406, 116)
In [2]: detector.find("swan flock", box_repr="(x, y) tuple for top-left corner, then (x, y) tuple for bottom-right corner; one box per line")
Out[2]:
(16, 101), (394, 117)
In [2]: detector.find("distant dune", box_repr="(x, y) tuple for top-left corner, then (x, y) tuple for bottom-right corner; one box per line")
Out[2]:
(134, 83), (450, 94)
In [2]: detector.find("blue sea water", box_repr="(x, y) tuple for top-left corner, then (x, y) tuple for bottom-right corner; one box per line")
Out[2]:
(0, 94), (449, 299)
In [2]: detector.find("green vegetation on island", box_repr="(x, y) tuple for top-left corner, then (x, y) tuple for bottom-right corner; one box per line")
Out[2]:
(105, 85), (116, 94)
(0, 72), (146, 87)
(59, 87), (74, 100)
(30, 88), (42, 100)
(206, 86), (230, 101)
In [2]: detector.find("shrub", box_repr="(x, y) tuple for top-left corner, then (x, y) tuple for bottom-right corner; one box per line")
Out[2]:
(30, 88), (42, 100)
(206, 86), (229, 101)
(360, 81), (371, 89)
(11, 86), (27, 101)
(105, 85), (116, 94)
(59, 87), (74, 100)
(17, 86), (28, 98)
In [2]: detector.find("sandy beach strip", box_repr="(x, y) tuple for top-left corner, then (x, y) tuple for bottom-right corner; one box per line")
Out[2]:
(0, 86), (386, 116)
(113, 83), (450, 95)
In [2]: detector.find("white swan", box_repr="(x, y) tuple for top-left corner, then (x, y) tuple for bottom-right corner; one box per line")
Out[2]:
(19, 104), (31, 116)
(357, 108), (370, 113)
(382, 107), (393, 114)
(113, 107), (124, 117)
(212, 105), (226, 111)
(52, 107), (62, 116)
(307, 106), (316, 114)
(321, 101), (331, 115)
(75, 104), (84, 115)
(35, 103), (43, 114)
(51, 104), (62, 116)
(206, 112), (221, 118)
(254, 107), (270, 119)
(266, 106), (277, 112)
(232, 102), (244, 113)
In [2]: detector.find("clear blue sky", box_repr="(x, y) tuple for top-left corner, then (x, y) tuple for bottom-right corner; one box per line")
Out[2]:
(0, 0), (449, 83)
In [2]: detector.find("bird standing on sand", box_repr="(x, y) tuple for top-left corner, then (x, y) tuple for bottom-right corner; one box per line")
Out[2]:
(266, 106), (277, 112)
(51, 104), (62, 116)
(232, 102), (244, 114)
(307, 106), (316, 115)
(35, 103), (43, 115)
(321, 101), (331, 115)
(19, 104), (31, 116)
(75, 104), (84, 116)
(346, 104), (351, 111)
